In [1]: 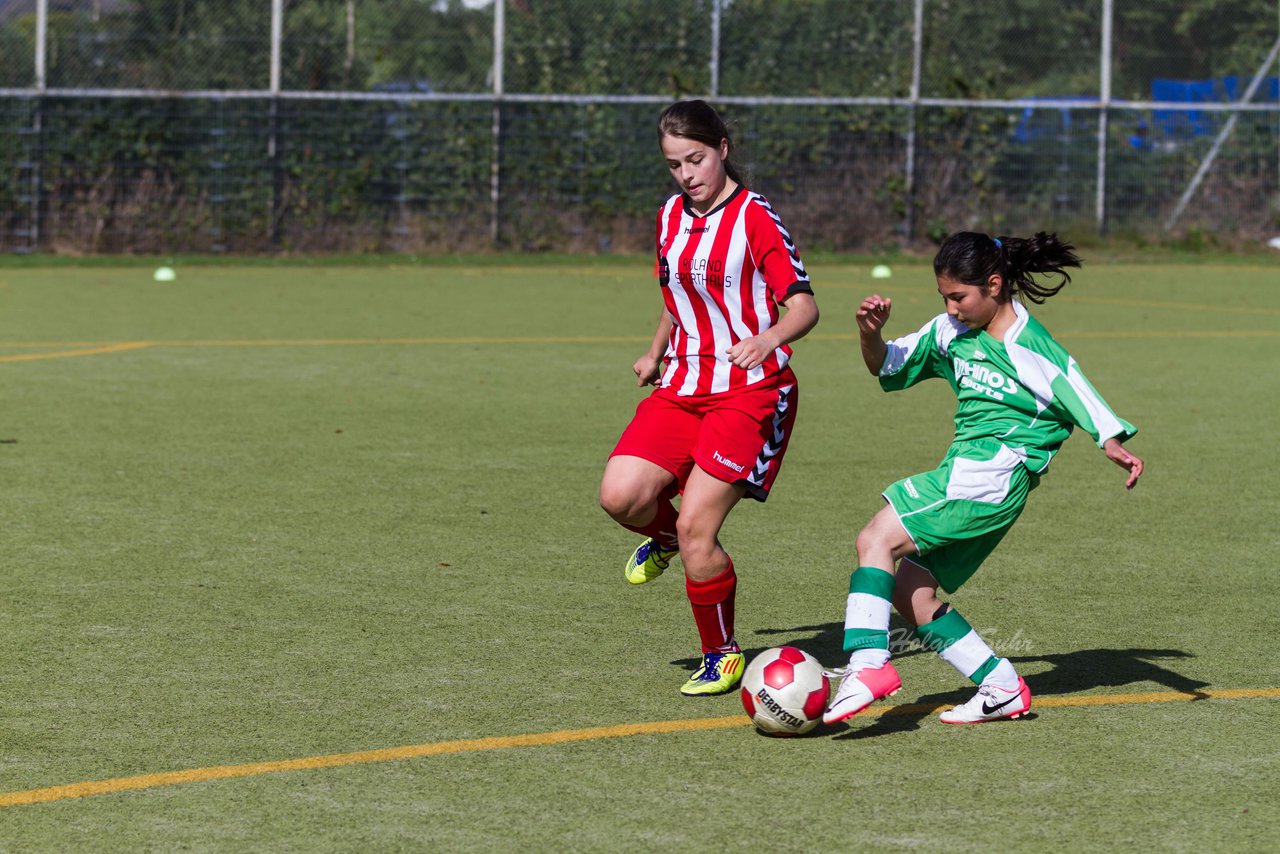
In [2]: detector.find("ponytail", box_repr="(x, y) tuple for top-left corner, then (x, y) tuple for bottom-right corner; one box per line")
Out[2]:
(934, 231), (1082, 304)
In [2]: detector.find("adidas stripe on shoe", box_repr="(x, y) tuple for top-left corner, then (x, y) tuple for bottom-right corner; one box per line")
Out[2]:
(679, 651), (744, 696)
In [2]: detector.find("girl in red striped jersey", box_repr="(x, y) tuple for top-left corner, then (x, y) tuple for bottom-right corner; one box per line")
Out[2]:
(599, 100), (820, 697)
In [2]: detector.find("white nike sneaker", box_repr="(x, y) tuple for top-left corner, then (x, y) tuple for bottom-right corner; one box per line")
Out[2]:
(939, 677), (1032, 724)
(822, 661), (902, 725)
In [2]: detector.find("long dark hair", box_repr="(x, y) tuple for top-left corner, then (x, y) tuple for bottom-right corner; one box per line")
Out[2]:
(934, 231), (1082, 304)
(657, 99), (745, 185)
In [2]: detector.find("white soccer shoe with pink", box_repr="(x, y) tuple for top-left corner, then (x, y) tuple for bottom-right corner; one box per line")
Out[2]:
(822, 661), (902, 725)
(940, 677), (1032, 724)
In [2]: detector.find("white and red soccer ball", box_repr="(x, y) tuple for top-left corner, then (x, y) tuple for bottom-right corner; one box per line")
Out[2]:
(740, 646), (829, 736)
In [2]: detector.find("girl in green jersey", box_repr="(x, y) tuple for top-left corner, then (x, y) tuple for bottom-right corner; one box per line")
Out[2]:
(824, 231), (1144, 726)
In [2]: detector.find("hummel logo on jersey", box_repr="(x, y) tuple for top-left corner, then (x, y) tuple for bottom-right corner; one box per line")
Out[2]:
(973, 348), (987, 360)
(712, 450), (745, 473)
(981, 693), (1022, 715)
(684, 226), (709, 234)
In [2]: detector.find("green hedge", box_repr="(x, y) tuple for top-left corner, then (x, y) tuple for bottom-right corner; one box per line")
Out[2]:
(1, 97), (1276, 254)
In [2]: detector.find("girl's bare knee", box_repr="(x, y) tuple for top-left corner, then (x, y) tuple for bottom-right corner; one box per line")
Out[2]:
(599, 479), (649, 524)
(675, 518), (707, 558)
(853, 524), (878, 557)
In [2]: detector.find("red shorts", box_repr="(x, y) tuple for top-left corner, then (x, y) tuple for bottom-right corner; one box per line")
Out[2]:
(610, 374), (799, 502)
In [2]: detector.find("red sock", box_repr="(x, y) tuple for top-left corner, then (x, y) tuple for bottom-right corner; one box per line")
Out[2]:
(620, 497), (679, 552)
(685, 561), (738, 654)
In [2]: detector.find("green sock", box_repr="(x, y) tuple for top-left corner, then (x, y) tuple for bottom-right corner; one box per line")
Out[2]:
(842, 566), (894, 654)
(917, 607), (1001, 685)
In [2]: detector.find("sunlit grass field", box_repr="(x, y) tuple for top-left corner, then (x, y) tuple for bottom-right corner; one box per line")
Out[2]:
(0, 257), (1276, 850)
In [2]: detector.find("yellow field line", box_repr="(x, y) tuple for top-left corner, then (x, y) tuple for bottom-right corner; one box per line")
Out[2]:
(156, 336), (652, 347)
(1055, 329), (1278, 338)
(0, 328), (1275, 358)
(0, 342), (154, 363)
(1, 687), (1276, 809)
(807, 330), (1278, 342)
(0, 336), (654, 351)
(819, 282), (1280, 314)
(818, 283), (1280, 312)
(1059, 296), (1280, 316)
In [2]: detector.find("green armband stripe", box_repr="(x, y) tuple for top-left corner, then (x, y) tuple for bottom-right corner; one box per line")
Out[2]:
(916, 608), (972, 650)
(848, 566), (894, 601)
(843, 628), (890, 653)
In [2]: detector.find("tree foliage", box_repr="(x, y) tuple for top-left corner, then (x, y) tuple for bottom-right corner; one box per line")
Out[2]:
(0, 0), (1276, 252)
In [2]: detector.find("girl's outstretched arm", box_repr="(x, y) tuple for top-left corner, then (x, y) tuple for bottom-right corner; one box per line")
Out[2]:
(1102, 437), (1144, 489)
(856, 294), (891, 375)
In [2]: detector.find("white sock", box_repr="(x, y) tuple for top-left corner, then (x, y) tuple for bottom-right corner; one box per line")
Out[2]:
(980, 658), (1020, 692)
(847, 648), (890, 671)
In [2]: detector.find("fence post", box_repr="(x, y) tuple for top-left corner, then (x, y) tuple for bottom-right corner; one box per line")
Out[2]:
(1164, 34), (1280, 232)
(269, 0), (283, 246)
(902, 0), (923, 244)
(1095, 0), (1112, 235)
(210, 101), (227, 253)
(34, 0), (47, 91)
(24, 0), (49, 253)
(710, 0), (722, 98)
(491, 0), (505, 248)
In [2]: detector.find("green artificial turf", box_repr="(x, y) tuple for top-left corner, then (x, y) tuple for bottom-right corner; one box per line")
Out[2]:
(0, 260), (1275, 850)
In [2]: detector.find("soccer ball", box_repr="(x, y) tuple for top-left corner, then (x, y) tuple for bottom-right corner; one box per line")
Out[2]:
(740, 646), (830, 736)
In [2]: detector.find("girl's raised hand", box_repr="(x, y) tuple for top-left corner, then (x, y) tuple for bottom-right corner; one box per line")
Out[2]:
(1102, 438), (1144, 490)
(857, 295), (892, 336)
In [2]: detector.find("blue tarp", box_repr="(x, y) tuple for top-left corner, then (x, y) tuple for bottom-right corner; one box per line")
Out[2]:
(1010, 97), (1095, 144)
(1011, 77), (1280, 147)
(1151, 75), (1280, 139)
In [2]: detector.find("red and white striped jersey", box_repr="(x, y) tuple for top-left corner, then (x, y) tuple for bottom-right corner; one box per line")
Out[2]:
(654, 185), (812, 396)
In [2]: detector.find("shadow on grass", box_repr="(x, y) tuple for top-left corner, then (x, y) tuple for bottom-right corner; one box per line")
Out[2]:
(831, 689), (974, 739)
(669, 616), (927, 673)
(1007, 648), (1211, 698)
(738, 621), (1211, 697)
(827, 647), (1213, 739)
(672, 621), (1213, 739)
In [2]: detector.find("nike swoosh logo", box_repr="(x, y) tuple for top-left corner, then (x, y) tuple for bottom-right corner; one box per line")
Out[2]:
(981, 694), (1022, 715)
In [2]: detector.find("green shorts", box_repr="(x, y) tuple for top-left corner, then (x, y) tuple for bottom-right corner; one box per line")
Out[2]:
(882, 440), (1037, 593)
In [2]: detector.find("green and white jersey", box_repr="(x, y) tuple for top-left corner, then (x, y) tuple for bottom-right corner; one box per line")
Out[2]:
(880, 301), (1137, 475)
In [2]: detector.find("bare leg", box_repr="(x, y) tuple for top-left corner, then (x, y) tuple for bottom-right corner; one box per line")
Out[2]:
(826, 503), (916, 723)
(673, 466), (747, 663)
(854, 503), (918, 574)
(673, 465), (745, 582)
(599, 455), (676, 529)
(892, 557), (945, 627)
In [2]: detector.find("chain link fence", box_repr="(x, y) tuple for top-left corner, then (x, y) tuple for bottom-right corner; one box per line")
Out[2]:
(1, 0), (1278, 254)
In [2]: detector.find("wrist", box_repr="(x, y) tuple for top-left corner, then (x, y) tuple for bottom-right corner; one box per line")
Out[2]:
(759, 330), (783, 350)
